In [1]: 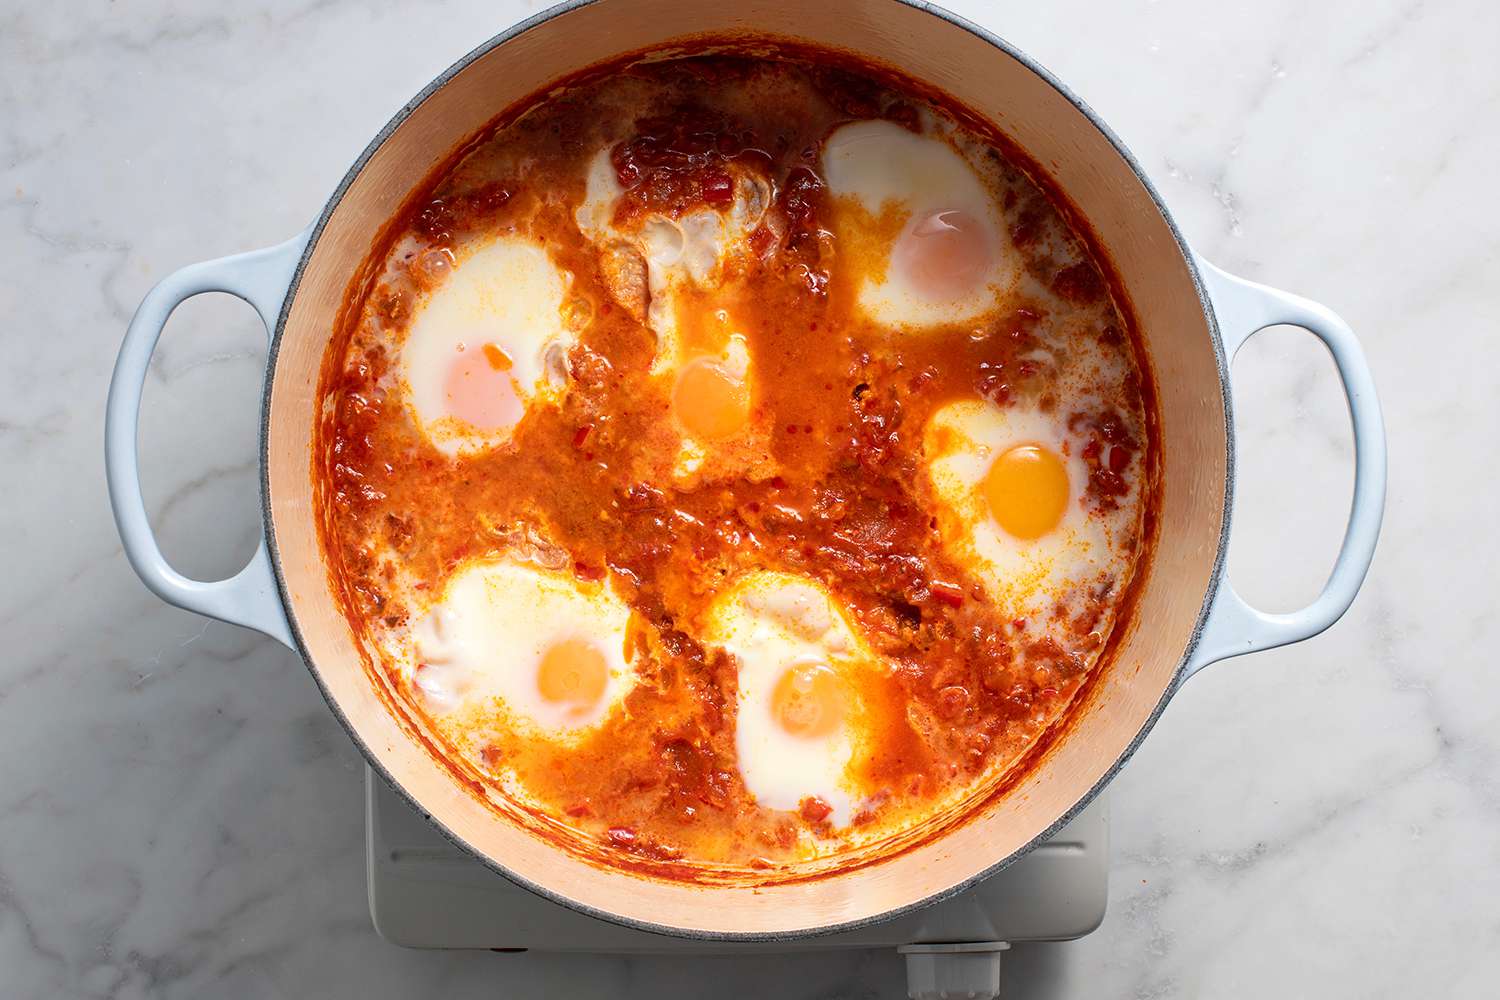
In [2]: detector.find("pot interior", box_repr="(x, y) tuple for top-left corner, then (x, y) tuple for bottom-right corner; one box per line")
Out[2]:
(265, 0), (1227, 937)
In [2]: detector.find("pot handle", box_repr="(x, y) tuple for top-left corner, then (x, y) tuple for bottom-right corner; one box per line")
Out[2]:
(105, 230), (312, 650)
(1182, 259), (1386, 680)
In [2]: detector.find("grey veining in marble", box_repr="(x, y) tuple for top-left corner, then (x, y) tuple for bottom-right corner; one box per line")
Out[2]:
(3, 0), (1496, 996)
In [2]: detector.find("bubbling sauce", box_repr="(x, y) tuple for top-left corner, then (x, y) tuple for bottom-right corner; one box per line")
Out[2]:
(317, 48), (1158, 881)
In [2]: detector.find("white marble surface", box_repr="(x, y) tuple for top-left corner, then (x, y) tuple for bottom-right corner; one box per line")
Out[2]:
(3, 0), (1495, 996)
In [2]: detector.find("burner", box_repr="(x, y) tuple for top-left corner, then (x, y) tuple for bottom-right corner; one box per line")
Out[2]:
(367, 768), (1107, 998)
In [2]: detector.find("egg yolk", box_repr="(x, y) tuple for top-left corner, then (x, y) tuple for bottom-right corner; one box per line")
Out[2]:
(983, 443), (1070, 540)
(536, 638), (609, 708)
(673, 357), (750, 440)
(444, 343), (523, 430)
(771, 662), (846, 739)
(892, 208), (993, 301)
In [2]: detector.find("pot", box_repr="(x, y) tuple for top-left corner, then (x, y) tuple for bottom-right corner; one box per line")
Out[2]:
(105, 0), (1385, 939)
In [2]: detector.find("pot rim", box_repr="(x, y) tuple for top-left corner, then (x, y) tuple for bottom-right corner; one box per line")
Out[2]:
(259, 0), (1234, 942)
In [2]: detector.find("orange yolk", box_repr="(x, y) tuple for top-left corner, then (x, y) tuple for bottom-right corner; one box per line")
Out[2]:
(673, 357), (750, 441)
(771, 662), (846, 739)
(983, 443), (1070, 540)
(892, 208), (993, 301)
(443, 344), (523, 431)
(536, 638), (609, 708)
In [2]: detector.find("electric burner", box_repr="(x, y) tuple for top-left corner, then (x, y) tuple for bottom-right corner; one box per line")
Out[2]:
(367, 768), (1107, 998)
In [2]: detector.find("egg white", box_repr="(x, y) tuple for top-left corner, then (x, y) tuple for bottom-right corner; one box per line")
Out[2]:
(702, 571), (881, 828)
(923, 399), (1133, 620)
(822, 119), (1020, 330)
(409, 557), (635, 739)
(401, 235), (574, 455)
(576, 148), (775, 482)
(575, 146), (769, 372)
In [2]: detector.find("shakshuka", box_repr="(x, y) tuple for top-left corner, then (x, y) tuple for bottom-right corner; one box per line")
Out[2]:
(317, 48), (1158, 879)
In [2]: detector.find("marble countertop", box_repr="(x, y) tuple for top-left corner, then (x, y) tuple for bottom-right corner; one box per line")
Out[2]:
(4, 0), (1495, 996)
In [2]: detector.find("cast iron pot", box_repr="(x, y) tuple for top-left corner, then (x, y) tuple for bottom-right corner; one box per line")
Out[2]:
(106, 0), (1385, 939)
